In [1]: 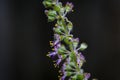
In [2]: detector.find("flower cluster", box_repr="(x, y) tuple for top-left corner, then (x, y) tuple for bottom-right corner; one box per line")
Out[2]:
(43, 0), (91, 80)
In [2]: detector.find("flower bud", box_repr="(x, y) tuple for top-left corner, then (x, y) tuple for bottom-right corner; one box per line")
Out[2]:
(79, 43), (88, 51)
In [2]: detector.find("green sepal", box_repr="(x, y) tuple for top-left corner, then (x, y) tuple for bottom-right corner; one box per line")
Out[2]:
(57, 20), (63, 26)
(58, 45), (67, 53)
(53, 5), (61, 12)
(69, 52), (76, 62)
(73, 40), (79, 49)
(65, 65), (72, 71)
(63, 36), (72, 44)
(60, 7), (65, 14)
(66, 72), (73, 77)
(76, 74), (84, 80)
(53, 26), (65, 34)
(43, 1), (52, 8)
(48, 16), (56, 22)
(71, 75), (77, 80)
(69, 62), (76, 68)
(45, 10), (57, 22)
(67, 22), (73, 32)
(53, 27), (62, 34)
(65, 6), (71, 12)
(61, 54), (67, 60)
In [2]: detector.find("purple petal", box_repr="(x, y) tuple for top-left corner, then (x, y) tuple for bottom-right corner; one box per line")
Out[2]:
(61, 75), (66, 80)
(56, 58), (62, 65)
(84, 73), (91, 80)
(53, 34), (60, 45)
(66, 2), (74, 9)
(80, 53), (85, 61)
(48, 52), (57, 58)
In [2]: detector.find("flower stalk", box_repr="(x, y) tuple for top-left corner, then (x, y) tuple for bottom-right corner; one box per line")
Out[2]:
(43, 0), (92, 80)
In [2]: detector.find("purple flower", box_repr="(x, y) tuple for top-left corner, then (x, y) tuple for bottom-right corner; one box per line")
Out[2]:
(56, 55), (62, 65)
(84, 73), (91, 80)
(56, 58), (62, 65)
(54, 43), (61, 51)
(61, 75), (66, 80)
(53, 34), (60, 46)
(48, 51), (57, 58)
(66, 2), (74, 11)
(80, 53), (85, 61)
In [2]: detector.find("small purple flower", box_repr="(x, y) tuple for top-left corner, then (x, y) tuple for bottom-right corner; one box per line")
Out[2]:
(56, 58), (62, 65)
(84, 73), (91, 80)
(56, 55), (62, 65)
(66, 2), (74, 11)
(54, 43), (61, 51)
(53, 34), (60, 46)
(48, 51), (57, 58)
(80, 53), (85, 61)
(61, 75), (66, 80)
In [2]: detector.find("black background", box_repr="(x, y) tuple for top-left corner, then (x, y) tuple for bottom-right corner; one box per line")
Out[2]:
(0, 0), (120, 80)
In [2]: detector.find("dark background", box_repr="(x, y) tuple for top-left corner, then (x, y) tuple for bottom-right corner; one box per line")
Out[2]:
(0, 0), (120, 80)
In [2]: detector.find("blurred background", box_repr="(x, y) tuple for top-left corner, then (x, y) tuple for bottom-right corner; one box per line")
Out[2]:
(0, 0), (120, 80)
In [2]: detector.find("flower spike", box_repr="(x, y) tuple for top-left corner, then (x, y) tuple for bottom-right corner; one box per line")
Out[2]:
(42, 0), (96, 80)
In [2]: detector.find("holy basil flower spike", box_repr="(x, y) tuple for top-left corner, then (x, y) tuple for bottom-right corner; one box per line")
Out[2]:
(43, 0), (97, 80)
